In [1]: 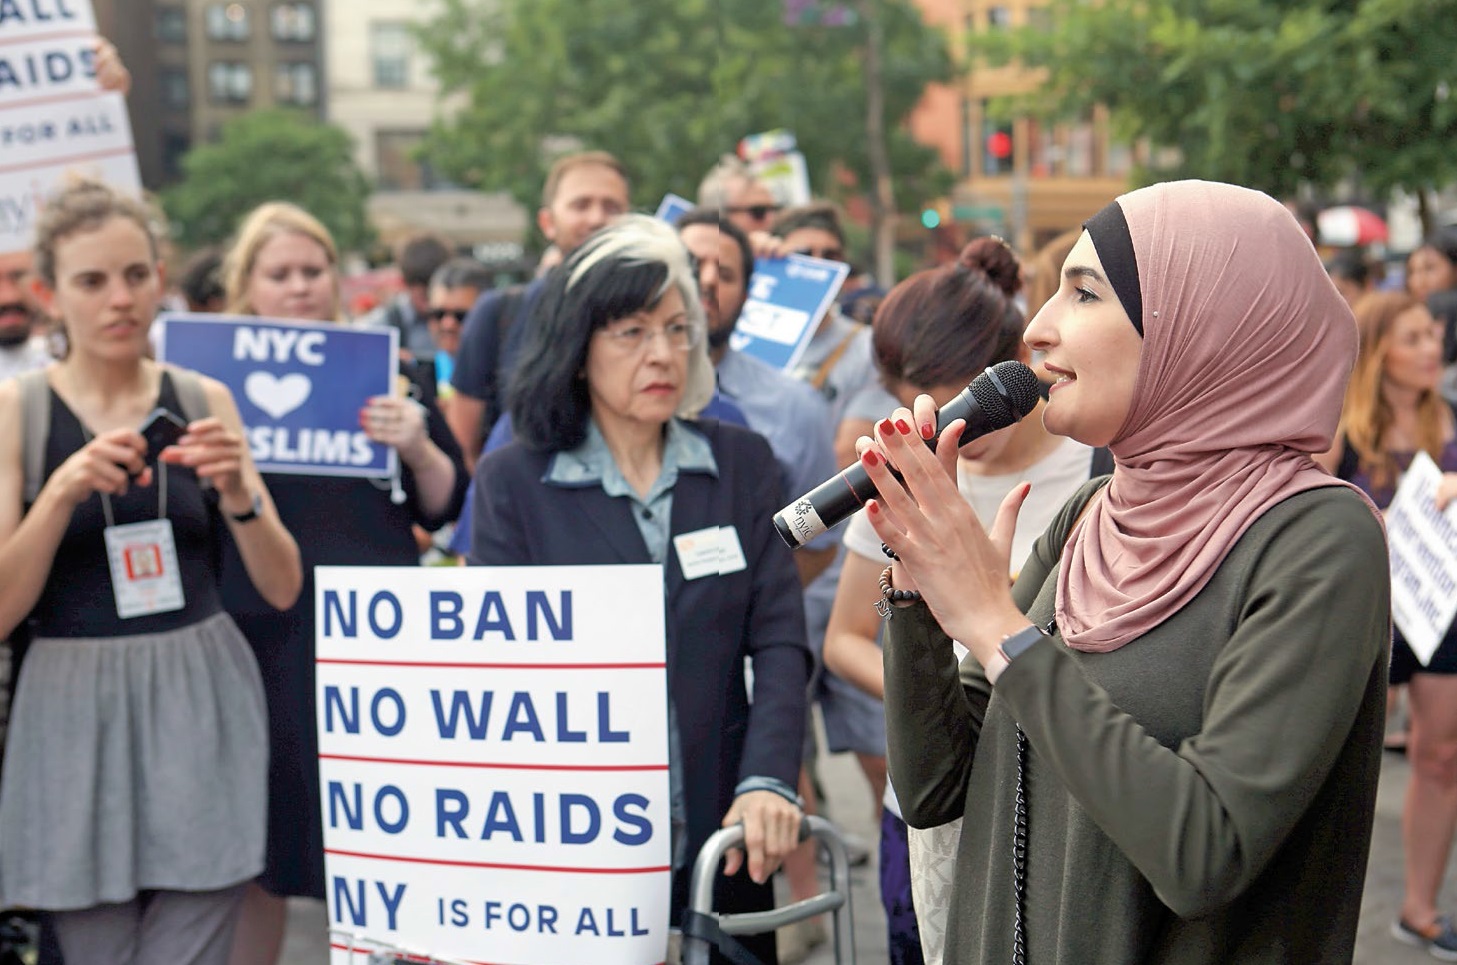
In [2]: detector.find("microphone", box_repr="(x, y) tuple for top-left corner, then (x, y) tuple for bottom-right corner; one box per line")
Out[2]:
(772, 360), (1041, 549)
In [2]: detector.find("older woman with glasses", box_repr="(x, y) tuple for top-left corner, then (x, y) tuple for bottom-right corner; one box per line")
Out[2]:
(469, 215), (811, 964)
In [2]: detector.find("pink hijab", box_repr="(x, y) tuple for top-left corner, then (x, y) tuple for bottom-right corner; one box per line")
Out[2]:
(1056, 180), (1363, 652)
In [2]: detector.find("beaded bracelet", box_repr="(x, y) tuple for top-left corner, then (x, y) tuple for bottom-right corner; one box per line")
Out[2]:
(878, 564), (923, 604)
(880, 542), (899, 561)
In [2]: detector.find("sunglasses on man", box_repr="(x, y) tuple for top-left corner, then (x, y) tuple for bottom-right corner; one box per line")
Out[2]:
(726, 203), (782, 222)
(427, 308), (467, 323)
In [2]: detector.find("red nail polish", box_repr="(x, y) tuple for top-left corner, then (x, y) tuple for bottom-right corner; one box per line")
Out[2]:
(878, 418), (894, 435)
(861, 449), (879, 468)
(866, 500), (880, 516)
(921, 421), (934, 440)
(895, 418), (912, 435)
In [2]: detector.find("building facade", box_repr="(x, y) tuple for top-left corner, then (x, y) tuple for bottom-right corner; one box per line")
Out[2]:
(95, 0), (325, 189)
(321, 0), (527, 258)
(908, 0), (1133, 252)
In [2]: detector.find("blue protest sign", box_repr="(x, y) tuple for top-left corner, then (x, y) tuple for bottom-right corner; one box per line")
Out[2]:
(156, 314), (399, 478)
(732, 254), (849, 371)
(653, 193), (694, 224)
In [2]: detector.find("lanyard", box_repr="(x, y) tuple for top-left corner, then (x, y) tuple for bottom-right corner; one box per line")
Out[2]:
(99, 461), (167, 529)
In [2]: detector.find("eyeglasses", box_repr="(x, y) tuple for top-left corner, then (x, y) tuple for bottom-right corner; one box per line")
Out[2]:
(597, 320), (702, 353)
(428, 308), (467, 323)
(793, 246), (845, 263)
(726, 204), (782, 222)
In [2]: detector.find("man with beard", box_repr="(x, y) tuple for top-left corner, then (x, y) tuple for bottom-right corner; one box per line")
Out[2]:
(676, 207), (837, 587)
(0, 252), (51, 381)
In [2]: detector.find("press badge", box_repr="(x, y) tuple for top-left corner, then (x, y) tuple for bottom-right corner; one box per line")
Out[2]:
(103, 519), (185, 618)
(674, 525), (748, 580)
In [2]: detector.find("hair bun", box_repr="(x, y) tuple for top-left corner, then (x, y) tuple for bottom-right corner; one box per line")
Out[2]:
(958, 237), (1021, 298)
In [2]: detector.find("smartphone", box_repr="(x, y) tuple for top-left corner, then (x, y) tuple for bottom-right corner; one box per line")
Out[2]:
(138, 407), (189, 463)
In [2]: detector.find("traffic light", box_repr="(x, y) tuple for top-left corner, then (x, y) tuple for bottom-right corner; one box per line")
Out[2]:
(984, 123), (1014, 175)
(920, 198), (950, 230)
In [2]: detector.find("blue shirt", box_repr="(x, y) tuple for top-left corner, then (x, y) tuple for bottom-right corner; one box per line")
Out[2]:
(716, 348), (840, 552)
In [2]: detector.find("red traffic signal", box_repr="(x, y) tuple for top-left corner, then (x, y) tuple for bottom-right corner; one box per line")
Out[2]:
(986, 130), (1013, 160)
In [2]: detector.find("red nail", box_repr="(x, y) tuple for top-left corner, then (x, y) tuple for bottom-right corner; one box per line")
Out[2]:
(866, 500), (880, 516)
(895, 418), (912, 435)
(861, 450), (879, 468)
(920, 421), (934, 440)
(878, 418), (894, 435)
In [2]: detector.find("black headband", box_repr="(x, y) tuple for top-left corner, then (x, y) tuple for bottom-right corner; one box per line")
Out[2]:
(1084, 200), (1144, 336)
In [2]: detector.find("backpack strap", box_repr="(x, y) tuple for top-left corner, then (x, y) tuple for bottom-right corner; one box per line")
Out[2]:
(17, 370), (51, 507)
(163, 364), (211, 424)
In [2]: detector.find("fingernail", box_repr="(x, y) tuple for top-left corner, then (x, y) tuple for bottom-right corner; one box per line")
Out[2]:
(895, 418), (912, 435)
(878, 418), (894, 435)
(861, 450), (879, 468)
(866, 499), (879, 516)
(920, 421), (934, 439)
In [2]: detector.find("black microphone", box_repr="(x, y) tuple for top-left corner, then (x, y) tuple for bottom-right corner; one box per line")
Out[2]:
(772, 360), (1042, 549)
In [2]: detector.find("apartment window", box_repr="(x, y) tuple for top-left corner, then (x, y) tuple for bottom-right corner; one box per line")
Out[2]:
(986, 5), (1012, 29)
(1025, 6), (1053, 31)
(274, 62), (317, 106)
(160, 68), (190, 109)
(207, 61), (253, 104)
(156, 6), (186, 43)
(371, 22), (411, 89)
(205, 3), (250, 42)
(162, 129), (191, 181)
(376, 130), (428, 190)
(271, 2), (315, 42)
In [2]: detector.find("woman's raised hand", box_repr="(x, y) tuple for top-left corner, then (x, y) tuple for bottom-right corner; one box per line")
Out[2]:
(857, 397), (1032, 657)
(360, 395), (429, 461)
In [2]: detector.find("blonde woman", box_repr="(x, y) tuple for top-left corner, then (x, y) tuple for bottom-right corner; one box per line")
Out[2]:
(1319, 291), (1457, 957)
(219, 203), (468, 965)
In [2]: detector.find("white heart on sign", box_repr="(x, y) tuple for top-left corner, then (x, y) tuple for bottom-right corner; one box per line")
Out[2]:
(244, 372), (313, 420)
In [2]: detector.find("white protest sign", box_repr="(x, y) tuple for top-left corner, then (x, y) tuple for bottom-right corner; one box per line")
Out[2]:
(0, 0), (141, 253)
(1386, 451), (1457, 664)
(316, 565), (672, 965)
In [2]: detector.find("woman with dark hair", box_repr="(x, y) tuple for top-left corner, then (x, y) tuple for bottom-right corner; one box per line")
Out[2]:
(822, 237), (1100, 965)
(1317, 292), (1457, 956)
(470, 215), (810, 963)
(863, 181), (1388, 963)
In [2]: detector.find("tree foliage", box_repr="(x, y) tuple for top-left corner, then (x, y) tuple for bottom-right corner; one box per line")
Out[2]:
(980, 0), (1457, 200)
(162, 109), (373, 251)
(416, 0), (955, 221)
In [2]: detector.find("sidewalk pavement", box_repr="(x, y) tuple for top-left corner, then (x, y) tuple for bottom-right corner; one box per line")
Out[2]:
(283, 743), (1452, 964)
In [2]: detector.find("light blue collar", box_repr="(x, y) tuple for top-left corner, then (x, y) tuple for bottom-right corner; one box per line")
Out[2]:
(544, 418), (718, 496)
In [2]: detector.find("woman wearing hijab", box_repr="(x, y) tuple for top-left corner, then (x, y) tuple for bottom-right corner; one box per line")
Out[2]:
(863, 180), (1389, 963)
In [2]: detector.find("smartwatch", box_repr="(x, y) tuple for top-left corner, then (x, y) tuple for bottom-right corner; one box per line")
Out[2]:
(228, 490), (264, 523)
(998, 624), (1045, 664)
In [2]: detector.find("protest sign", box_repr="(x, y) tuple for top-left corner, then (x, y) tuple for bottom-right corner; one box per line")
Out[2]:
(732, 253), (850, 371)
(315, 564), (672, 965)
(155, 314), (399, 478)
(0, 0), (141, 253)
(654, 193), (693, 224)
(1386, 451), (1457, 664)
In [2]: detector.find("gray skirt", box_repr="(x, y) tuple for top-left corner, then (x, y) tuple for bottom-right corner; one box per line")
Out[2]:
(0, 611), (268, 911)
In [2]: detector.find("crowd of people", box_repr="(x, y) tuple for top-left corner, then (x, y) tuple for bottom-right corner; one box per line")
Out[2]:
(5, 128), (1457, 965)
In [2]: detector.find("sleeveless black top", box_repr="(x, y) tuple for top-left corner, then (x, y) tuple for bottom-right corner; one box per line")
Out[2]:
(28, 372), (226, 638)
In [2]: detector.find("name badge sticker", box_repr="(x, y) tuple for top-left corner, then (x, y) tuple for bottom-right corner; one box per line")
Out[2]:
(674, 526), (747, 580)
(103, 519), (185, 618)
